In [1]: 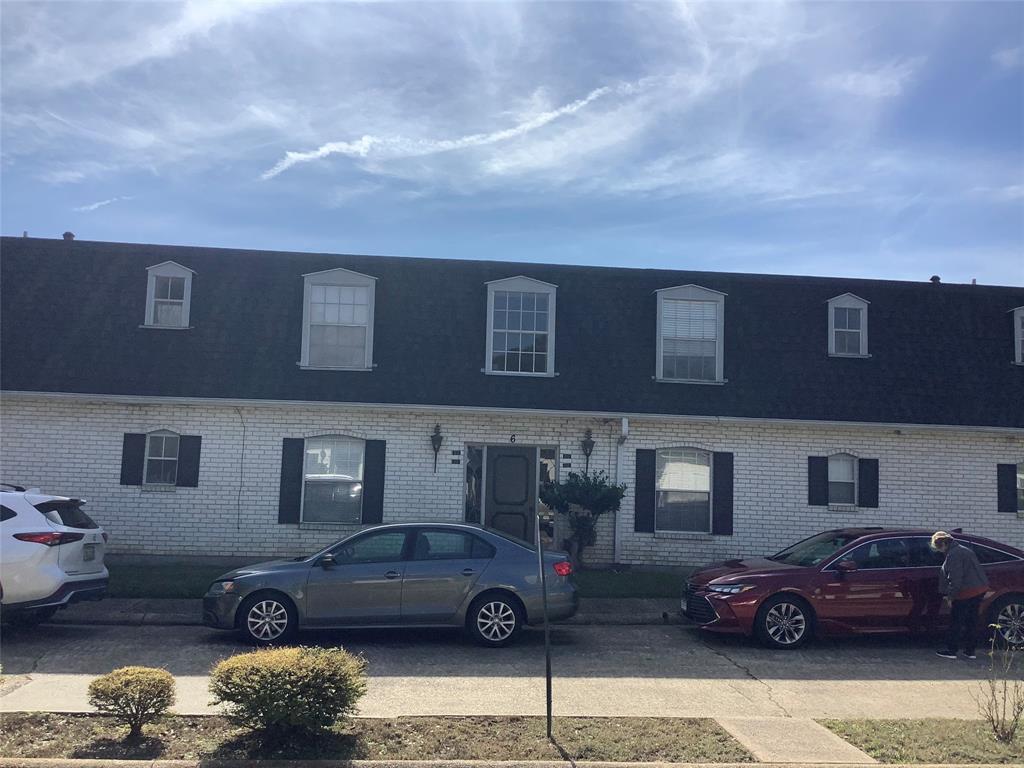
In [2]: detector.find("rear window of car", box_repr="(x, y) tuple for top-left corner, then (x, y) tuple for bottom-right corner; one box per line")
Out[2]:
(0, 504), (16, 522)
(962, 541), (1019, 565)
(34, 500), (98, 529)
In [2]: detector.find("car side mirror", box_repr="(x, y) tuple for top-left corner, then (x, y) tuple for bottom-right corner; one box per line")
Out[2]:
(836, 559), (858, 574)
(319, 553), (336, 569)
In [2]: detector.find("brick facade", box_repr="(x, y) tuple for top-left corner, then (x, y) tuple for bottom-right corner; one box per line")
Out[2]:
(2, 395), (1021, 565)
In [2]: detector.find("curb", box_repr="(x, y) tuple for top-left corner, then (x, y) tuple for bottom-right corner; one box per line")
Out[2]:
(50, 616), (688, 628)
(1, 761), (1016, 768)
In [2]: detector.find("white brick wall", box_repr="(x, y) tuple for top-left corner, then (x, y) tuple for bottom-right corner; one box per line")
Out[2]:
(1, 396), (1021, 565)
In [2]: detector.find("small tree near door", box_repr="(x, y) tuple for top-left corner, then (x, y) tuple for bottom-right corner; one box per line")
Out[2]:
(540, 470), (625, 566)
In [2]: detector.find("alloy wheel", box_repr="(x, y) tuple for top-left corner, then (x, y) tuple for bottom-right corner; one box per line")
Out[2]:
(477, 601), (516, 642)
(765, 602), (806, 646)
(247, 599), (289, 641)
(996, 602), (1024, 646)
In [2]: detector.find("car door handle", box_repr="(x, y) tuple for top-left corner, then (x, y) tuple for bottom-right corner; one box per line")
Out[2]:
(461, 568), (475, 576)
(385, 570), (401, 580)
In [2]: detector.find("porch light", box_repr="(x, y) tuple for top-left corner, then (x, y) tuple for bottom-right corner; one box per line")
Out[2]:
(430, 424), (444, 473)
(581, 428), (595, 473)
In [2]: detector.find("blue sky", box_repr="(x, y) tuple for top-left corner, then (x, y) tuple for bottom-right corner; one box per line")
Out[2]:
(2, 1), (1022, 284)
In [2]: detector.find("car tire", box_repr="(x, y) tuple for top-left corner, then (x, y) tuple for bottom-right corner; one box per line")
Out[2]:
(989, 595), (1024, 648)
(467, 593), (523, 647)
(755, 594), (813, 650)
(238, 592), (297, 645)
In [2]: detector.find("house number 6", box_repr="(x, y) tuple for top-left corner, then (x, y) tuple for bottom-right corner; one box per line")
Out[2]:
(510, 434), (517, 443)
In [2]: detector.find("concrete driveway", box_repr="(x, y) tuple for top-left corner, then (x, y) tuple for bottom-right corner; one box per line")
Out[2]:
(0, 622), (994, 719)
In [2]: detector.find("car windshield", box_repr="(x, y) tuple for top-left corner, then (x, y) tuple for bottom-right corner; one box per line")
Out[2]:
(769, 531), (861, 567)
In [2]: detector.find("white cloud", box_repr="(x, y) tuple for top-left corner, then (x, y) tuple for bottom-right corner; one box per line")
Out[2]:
(971, 185), (1024, 202)
(73, 196), (134, 212)
(992, 46), (1022, 71)
(824, 58), (924, 99)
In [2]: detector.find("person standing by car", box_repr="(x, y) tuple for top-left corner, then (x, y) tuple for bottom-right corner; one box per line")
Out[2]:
(932, 531), (989, 660)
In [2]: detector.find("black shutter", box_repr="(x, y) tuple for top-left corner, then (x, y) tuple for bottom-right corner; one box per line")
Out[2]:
(712, 452), (734, 536)
(997, 464), (1018, 514)
(857, 458), (879, 508)
(278, 438), (304, 524)
(119, 433), (146, 486)
(361, 440), (387, 524)
(176, 436), (202, 488)
(634, 449), (656, 533)
(808, 456), (828, 506)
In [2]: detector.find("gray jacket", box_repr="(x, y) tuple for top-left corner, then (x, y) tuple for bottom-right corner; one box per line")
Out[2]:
(940, 542), (989, 599)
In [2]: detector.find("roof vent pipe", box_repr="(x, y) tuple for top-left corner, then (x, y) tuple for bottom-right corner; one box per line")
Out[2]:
(929, 275), (941, 284)
(62, 231), (75, 241)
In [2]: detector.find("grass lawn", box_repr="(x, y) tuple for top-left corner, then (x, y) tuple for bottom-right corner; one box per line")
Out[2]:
(822, 719), (1023, 764)
(573, 568), (688, 598)
(108, 560), (688, 600)
(106, 561), (234, 599)
(0, 713), (752, 762)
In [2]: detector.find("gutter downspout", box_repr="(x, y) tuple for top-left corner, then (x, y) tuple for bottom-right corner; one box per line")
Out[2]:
(613, 417), (629, 563)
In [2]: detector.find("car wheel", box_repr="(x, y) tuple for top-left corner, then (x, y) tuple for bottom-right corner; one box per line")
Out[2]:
(468, 593), (523, 647)
(990, 595), (1024, 648)
(755, 594), (812, 650)
(238, 593), (296, 645)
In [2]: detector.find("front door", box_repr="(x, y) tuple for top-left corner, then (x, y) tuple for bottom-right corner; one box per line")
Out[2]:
(485, 445), (537, 543)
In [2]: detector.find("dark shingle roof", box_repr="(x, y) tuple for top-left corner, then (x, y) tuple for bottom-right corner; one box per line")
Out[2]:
(2, 236), (1022, 428)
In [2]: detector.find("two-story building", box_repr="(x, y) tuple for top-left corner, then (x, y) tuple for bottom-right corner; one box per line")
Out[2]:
(2, 235), (1022, 565)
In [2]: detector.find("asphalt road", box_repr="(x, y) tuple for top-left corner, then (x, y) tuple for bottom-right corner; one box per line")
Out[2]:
(0, 622), (996, 719)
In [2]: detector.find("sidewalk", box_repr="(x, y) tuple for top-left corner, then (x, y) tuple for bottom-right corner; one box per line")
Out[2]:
(50, 597), (684, 627)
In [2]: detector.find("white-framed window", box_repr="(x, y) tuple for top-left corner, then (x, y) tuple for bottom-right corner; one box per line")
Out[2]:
(1017, 462), (1024, 512)
(302, 435), (365, 523)
(828, 453), (857, 505)
(144, 430), (180, 485)
(656, 285), (726, 383)
(300, 268), (376, 370)
(655, 447), (712, 532)
(485, 276), (557, 376)
(827, 293), (869, 357)
(1012, 307), (1024, 365)
(144, 261), (194, 328)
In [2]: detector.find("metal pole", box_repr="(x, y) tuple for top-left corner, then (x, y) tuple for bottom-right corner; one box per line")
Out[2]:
(535, 510), (553, 740)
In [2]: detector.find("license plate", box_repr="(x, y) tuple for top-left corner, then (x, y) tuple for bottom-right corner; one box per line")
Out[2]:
(83, 544), (95, 561)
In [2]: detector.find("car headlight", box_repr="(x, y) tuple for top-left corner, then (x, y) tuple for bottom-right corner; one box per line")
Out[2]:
(707, 583), (754, 594)
(207, 581), (236, 596)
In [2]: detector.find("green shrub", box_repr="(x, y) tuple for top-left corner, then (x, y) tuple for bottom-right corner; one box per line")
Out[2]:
(87, 666), (175, 741)
(209, 646), (367, 737)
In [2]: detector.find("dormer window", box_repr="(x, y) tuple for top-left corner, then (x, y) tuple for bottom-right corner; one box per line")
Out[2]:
(300, 267), (376, 370)
(485, 276), (557, 376)
(144, 261), (194, 329)
(656, 285), (726, 383)
(1012, 307), (1024, 365)
(827, 293), (869, 357)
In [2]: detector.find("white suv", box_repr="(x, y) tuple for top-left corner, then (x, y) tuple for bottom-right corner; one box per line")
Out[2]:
(1, 485), (109, 625)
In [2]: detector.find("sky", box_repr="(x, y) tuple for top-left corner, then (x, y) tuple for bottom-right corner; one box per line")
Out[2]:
(2, 0), (1022, 285)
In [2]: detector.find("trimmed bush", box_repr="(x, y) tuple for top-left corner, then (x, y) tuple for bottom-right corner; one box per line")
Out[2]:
(209, 646), (367, 737)
(87, 666), (175, 741)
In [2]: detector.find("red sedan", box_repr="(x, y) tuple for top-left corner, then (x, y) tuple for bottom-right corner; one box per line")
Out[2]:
(682, 528), (1024, 649)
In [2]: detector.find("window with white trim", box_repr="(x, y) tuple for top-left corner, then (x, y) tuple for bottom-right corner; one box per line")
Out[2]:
(655, 447), (712, 532)
(828, 453), (857, 505)
(1013, 307), (1024, 365)
(656, 285), (725, 382)
(300, 268), (376, 370)
(827, 294), (869, 356)
(144, 430), (179, 485)
(302, 436), (365, 523)
(144, 261), (194, 328)
(485, 276), (556, 376)
(1018, 462), (1024, 512)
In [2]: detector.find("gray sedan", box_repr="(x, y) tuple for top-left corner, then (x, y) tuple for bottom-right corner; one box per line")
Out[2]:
(203, 523), (578, 646)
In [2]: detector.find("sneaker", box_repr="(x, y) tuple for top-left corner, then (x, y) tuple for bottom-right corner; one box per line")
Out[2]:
(962, 652), (977, 660)
(936, 649), (958, 659)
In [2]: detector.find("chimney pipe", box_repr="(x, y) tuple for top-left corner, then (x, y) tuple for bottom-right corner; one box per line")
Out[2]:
(929, 275), (941, 284)
(62, 231), (75, 241)
(22, 231), (27, 238)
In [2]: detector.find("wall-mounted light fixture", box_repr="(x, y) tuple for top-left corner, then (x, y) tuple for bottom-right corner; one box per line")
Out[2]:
(581, 428), (595, 474)
(430, 424), (444, 473)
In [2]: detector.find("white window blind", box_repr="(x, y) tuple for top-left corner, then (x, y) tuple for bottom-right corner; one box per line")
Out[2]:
(661, 299), (718, 381)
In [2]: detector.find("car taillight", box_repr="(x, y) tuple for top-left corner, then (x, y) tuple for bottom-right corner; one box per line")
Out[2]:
(553, 561), (573, 577)
(13, 532), (85, 546)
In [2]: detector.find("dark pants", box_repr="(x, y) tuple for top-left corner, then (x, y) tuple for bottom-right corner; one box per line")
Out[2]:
(945, 595), (984, 654)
